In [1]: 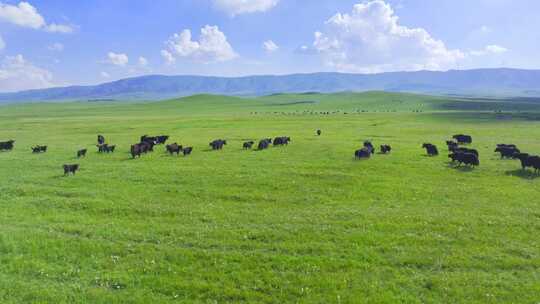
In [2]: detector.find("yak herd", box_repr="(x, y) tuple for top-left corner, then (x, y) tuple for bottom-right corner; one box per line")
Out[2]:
(1, 130), (539, 176)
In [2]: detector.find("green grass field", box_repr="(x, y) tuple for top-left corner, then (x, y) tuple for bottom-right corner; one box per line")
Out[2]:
(1, 92), (540, 303)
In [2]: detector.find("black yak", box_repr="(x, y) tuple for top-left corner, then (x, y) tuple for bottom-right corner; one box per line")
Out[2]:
(317, 130), (322, 136)
(380, 145), (392, 154)
(243, 141), (254, 149)
(77, 149), (87, 158)
(0, 140), (15, 151)
(182, 147), (193, 156)
(495, 146), (520, 159)
(452, 134), (472, 144)
(422, 143), (439, 156)
(210, 139), (227, 150)
(355, 148), (371, 159)
(97, 135), (105, 145)
(449, 152), (479, 167)
(63, 164), (79, 175)
(166, 143), (182, 155)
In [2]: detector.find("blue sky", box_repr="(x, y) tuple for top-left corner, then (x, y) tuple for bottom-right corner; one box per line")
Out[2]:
(0, 0), (538, 92)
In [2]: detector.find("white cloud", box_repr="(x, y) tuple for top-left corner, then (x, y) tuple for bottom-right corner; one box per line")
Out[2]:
(470, 44), (508, 56)
(485, 44), (508, 54)
(479, 25), (491, 33)
(138, 56), (148, 67)
(161, 49), (176, 65)
(0, 54), (54, 92)
(312, 0), (465, 73)
(164, 25), (237, 63)
(0, 2), (73, 33)
(45, 23), (74, 33)
(47, 42), (64, 51)
(212, 0), (279, 16)
(107, 52), (129, 66)
(100, 71), (110, 78)
(263, 40), (279, 53)
(0, 35), (5, 51)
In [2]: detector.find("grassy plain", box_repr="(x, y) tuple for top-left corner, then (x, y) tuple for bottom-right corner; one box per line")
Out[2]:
(1, 92), (540, 303)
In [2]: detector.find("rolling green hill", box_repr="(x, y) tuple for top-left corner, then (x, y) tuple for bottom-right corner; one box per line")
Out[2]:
(1, 92), (540, 303)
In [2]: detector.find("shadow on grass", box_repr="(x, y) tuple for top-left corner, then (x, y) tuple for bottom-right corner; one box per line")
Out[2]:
(446, 162), (476, 172)
(505, 169), (540, 180)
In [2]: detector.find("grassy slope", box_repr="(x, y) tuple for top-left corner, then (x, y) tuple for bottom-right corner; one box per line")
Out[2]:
(1, 92), (540, 303)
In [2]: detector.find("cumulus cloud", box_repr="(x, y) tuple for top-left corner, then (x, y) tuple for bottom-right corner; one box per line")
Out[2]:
(160, 49), (175, 65)
(0, 2), (73, 33)
(47, 42), (64, 51)
(107, 52), (129, 66)
(470, 44), (508, 56)
(212, 0), (279, 16)
(100, 71), (110, 78)
(0, 54), (54, 92)
(263, 40), (279, 53)
(164, 25), (237, 63)
(0, 35), (4, 51)
(312, 0), (465, 73)
(138, 56), (148, 67)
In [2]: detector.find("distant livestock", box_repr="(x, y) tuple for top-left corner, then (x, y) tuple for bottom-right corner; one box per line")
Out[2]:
(513, 153), (540, 173)
(131, 144), (143, 158)
(63, 164), (79, 175)
(422, 143), (439, 156)
(210, 139), (227, 150)
(317, 130), (322, 136)
(32, 145), (47, 153)
(258, 139), (271, 150)
(453, 134), (472, 144)
(354, 148), (371, 159)
(97, 144), (115, 153)
(0, 140), (15, 151)
(495, 144), (520, 159)
(166, 143), (182, 155)
(243, 141), (254, 149)
(446, 140), (458, 151)
(273, 137), (291, 146)
(448, 152), (479, 167)
(363, 141), (375, 154)
(77, 149), (87, 158)
(97, 135), (105, 145)
(182, 147), (193, 156)
(380, 145), (392, 154)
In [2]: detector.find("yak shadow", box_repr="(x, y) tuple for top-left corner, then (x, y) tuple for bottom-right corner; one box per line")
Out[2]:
(446, 162), (476, 172)
(505, 169), (540, 180)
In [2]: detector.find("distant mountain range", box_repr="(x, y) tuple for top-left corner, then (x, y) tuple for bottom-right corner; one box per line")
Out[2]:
(2, 68), (540, 103)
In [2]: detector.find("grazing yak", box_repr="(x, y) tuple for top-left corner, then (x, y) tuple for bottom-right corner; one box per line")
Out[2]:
(182, 147), (193, 156)
(422, 143), (439, 156)
(513, 153), (540, 172)
(210, 139), (227, 150)
(452, 134), (472, 144)
(156, 135), (169, 144)
(63, 164), (79, 175)
(166, 143), (182, 155)
(97, 144), (116, 153)
(354, 148), (371, 159)
(446, 140), (458, 151)
(243, 141), (254, 149)
(0, 140), (15, 151)
(32, 145), (47, 153)
(363, 141), (375, 154)
(273, 137), (291, 146)
(258, 139), (271, 150)
(451, 147), (479, 157)
(380, 145), (392, 154)
(448, 152), (480, 167)
(495, 145), (520, 159)
(131, 144), (144, 158)
(77, 149), (87, 158)
(317, 129), (322, 136)
(97, 135), (105, 145)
